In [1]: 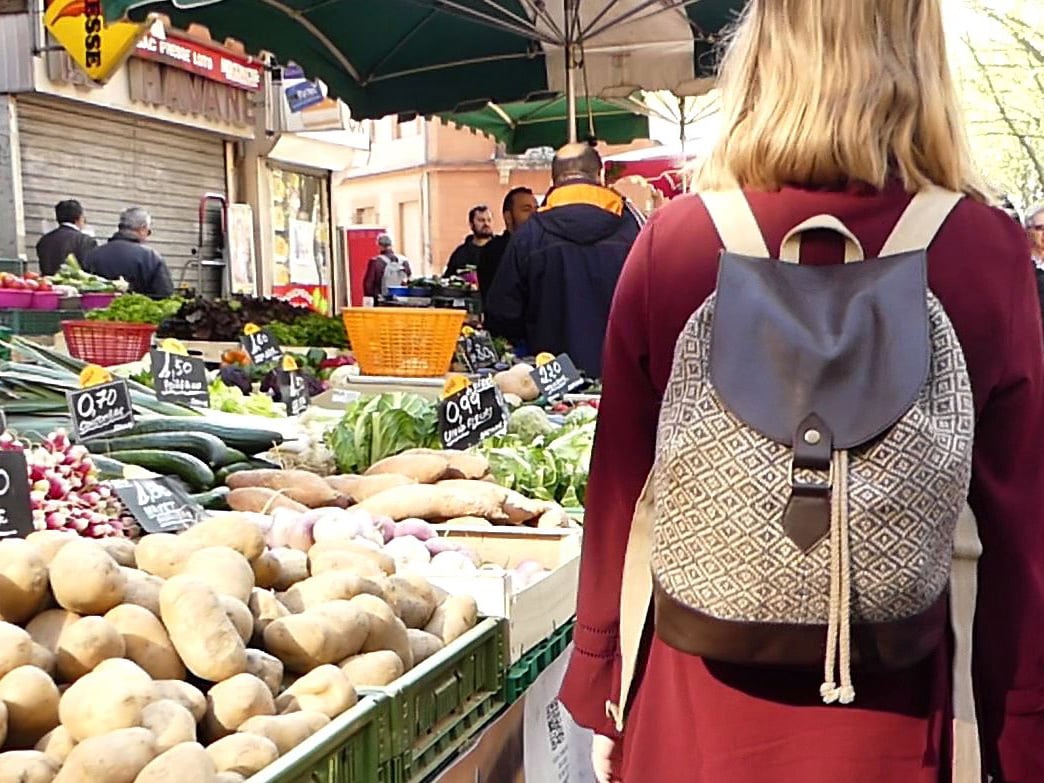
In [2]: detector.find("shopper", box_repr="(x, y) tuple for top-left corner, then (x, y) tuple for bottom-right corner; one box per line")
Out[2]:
(362, 233), (411, 299)
(85, 208), (173, 299)
(559, 2), (1044, 782)
(477, 187), (538, 303)
(484, 143), (639, 376)
(35, 199), (97, 275)
(445, 205), (494, 277)
(1026, 204), (1044, 338)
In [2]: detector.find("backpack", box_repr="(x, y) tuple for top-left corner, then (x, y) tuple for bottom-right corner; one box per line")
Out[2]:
(607, 187), (984, 778)
(381, 254), (408, 294)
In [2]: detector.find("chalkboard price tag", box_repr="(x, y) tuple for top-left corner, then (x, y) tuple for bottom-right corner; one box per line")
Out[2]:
(456, 332), (500, 372)
(241, 328), (283, 366)
(0, 450), (34, 540)
(110, 477), (202, 533)
(151, 350), (209, 409)
(67, 380), (135, 441)
(278, 368), (310, 417)
(438, 376), (508, 450)
(530, 354), (584, 401)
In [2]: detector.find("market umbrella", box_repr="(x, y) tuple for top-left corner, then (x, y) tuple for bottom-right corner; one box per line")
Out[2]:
(443, 94), (650, 153)
(102, 0), (746, 121)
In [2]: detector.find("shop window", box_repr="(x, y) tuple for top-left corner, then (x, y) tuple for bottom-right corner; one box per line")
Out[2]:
(268, 165), (332, 313)
(354, 207), (378, 225)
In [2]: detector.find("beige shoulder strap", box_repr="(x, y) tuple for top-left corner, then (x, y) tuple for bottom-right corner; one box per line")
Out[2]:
(880, 186), (964, 257)
(951, 503), (983, 782)
(700, 190), (771, 258)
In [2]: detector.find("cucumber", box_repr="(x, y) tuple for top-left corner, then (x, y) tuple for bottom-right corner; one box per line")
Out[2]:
(90, 454), (129, 480)
(124, 417), (284, 455)
(85, 432), (229, 467)
(219, 448), (250, 467)
(215, 462), (255, 484)
(191, 486), (230, 510)
(106, 450), (215, 492)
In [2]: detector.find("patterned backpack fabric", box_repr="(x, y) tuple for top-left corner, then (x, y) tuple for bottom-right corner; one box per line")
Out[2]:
(607, 189), (984, 778)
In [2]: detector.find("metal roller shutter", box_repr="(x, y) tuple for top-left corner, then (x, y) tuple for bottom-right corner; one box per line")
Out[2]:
(17, 96), (227, 288)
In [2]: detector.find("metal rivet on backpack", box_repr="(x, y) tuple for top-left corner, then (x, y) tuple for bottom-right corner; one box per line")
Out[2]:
(803, 429), (822, 445)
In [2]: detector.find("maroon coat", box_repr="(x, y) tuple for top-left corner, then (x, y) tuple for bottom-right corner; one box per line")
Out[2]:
(559, 181), (1044, 783)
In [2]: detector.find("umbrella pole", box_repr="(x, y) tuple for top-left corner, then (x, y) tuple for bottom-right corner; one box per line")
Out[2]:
(565, 0), (577, 143)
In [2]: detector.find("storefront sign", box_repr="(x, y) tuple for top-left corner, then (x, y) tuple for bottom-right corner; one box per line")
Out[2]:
(0, 451), (33, 539)
(66, 379), (135, 440)
(43, 0), (150, 83)
(111, 477), (201, 533)
(128, 58), (254, 126)
(285, 81), (325, 113)
(134, 29), (263, 91)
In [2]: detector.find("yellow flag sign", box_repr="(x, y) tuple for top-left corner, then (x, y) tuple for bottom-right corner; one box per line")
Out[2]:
(44, 0), (150, 83)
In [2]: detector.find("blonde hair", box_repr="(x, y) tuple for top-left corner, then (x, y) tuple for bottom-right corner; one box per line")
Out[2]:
(697, 0), (986, 199)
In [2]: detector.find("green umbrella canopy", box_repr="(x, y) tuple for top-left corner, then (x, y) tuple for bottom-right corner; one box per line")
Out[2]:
(102, 0), (745, 120)
(443, 94), (650, 153)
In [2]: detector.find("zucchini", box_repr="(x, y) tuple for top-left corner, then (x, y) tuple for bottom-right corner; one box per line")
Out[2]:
(191, 486), (231, 510)
(85, 432), (229, 467)
(215, 462), (255, 484)
(125, 418), (284, 455)
(106, 450), (215, 492)
(90, 454), (129, 480)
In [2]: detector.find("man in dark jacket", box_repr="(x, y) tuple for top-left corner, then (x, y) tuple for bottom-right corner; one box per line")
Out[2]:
(35, 199), (97, 275)
(445, 205), (494, 277)
(85, 207), (174, 299)
(477, 187), (538, 306)
(485, 143), (641, 377)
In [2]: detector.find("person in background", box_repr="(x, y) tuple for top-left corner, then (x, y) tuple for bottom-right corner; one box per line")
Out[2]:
(35, 199), (97, 275)
(85, 207), (173, 299)
(1026, 204), (1044, 337)
(445, 205), (494, 277)
(484, 143), (640, 377)
(362, 233), (412, 299)
(477, 187), (538, 305)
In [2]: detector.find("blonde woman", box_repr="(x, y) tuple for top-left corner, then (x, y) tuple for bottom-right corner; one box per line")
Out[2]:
(559, 1), (1044, 782)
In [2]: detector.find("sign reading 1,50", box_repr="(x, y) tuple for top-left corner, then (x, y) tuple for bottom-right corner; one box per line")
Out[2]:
(77, 384), (118, 419)
(158, 352), (193, 379)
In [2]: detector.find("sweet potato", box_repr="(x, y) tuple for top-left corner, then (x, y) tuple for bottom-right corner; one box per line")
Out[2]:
(364, 453), (449, 483)
(202, 674), (275, 742)
(48, 540), (125, 615)
(227, 488), (309, 515)
(58, 659), (151, 742)
(262, 601), (370, 674)
(401, 449), (490, 480)
(424, 595), (479, 645)
(273, 664), (356, 719)
(0, 750), (60, 783)
(134, 742), (216, 783)
(120, 568), (163, 617)
(205, 733), (278, 776)
(139, 699), (197, 753)
(0, 665), (61, 748)
(237, 712), (329, 756)
(53, 727), (157, 783)
(55, 616), (126, 682)
(355, 483), (508, 522)
(180, 516), (266, 563)
(0, 621), (35, 678)
(34, 725), (75, 765)
(440, 516), (494, 528)
(325, 473), (417, 503)
(103, 604), (184, 681)
(350, 594), (413, 670)
(0, 539), (49, 623)
(182, 547), (255, 604)
(159, 576), (247, 683)
(227, 470), (342, 509)
(339, 651), (404, 687)
(134, 534), (203, 579)
(150, 680), (206, 723)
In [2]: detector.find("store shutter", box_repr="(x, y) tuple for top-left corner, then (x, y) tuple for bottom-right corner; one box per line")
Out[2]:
(17, 96), (227, 290)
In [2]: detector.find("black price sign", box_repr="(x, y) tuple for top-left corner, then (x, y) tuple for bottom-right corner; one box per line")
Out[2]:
(67, 380), (135, 441)
(530, 354), (584, 401)
(438, 376), (508, 450)
(111, 477), (202, 533)
(151, 350), (209, 409)
(241, 328), (283, 366)
(278, 368), (310, 417)
(0, 450), (34, 539)
(456, 332), (500, 372)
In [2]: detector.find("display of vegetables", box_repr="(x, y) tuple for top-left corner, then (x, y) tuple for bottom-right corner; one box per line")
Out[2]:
(326, 394), (440, 475)
(158, 297), (349, 347)
(208, 380), (284, 418)
(86, 295), (184, 326)
(49, 258), (128, 294)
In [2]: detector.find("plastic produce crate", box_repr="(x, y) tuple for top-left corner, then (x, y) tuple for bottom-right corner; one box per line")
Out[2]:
(0, 309), (83, 336)
(0, 259), (26, 276)
(504, 618), (575, 705)
(373, 617), (507, 783)
(245, 694), (394, 783)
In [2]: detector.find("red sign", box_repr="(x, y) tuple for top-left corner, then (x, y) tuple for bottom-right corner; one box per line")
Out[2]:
(134, 30), (263, 91)
(272, 284), (331, 315)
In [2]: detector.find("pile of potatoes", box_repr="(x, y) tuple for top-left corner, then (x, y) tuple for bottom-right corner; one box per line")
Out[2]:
(0, 515), (478, 783)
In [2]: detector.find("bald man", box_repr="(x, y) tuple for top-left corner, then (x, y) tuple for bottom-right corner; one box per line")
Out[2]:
(485, 143), (642, 377)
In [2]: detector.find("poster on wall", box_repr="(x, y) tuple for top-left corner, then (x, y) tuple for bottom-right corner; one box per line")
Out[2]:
(289, 218), (319, 284)
(269, 166), (332, 314)
(227, 204), (257, 295)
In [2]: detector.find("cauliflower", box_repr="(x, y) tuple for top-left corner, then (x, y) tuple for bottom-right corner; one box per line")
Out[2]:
(508, 405), (555, 440)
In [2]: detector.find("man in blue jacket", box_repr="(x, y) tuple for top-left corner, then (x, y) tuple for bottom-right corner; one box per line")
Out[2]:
(86, 207), (174, 299)
(485, 143), (641, 378)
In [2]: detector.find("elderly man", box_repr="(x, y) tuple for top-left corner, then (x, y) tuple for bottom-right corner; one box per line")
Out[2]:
(85, 207), (174, 299)
(1027, 204), (1044, 337)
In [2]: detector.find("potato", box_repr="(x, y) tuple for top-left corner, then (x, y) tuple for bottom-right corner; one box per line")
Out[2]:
(227, 488), (308, 515)
(250, 552), (280, 589)
(494, 363), (539, 401)
(25, 610), (79, 653)
(91, 536), (137, 568)
(307, 540), (394, 576)
(386, 574), (438, 629)
(220, 597), (254, 644)
(34, 726), (75, 765)
(308, 549), (388, 581)
(48, 541), (125, 615)
(120, 568), (163, 617)
(424, 595), (479, 645)
(227, 470), (341, 509)
(268, 548), (309, 591)
(159, 576), (247, 682)
(262, 602), (370, 674)
(325, 473), (417, 503)
(102, 604), (184, 681)
(281, 572), (385, 613)
(247, 589), (288, 646)
(182, 547), (255, 604)
(0, 750), (60, 783)
(0, 665), (60, 747)
(351, 594), (414, 670)
(134, 742), (216, 783)
(180, 516), (266, 563)
(150, 680), (206, 723)
(29, 643), (55, 677)
(53, 727), (157, 783)
(58, 659), (151, 742)
(237, 712), (329, 755)
(407, 629), (445, 665)
(245, 650), (283, 697)
(0, 699), (6, 747)
(339, 651), (404, 687)
(0, 621), (35, 678)
(134, 534), (203, 579)
(24, 531), (76, 565)
(203, 674), (275, 742)
(215, 773), (246, 783)
(205, 733), (278, 776)
(0, 539), (49, 623)
(273, 664), (357, 718)
(139, 699), (197, 753)
(55, 616), (125, 682)
(356, 483), (508, 522)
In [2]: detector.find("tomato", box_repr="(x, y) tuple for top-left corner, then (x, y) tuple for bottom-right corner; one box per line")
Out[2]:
(36, 280), (53, 292)
(24, 279), (39, 291)
(24, 271), (39, 280)
(8, 279), (27, 290)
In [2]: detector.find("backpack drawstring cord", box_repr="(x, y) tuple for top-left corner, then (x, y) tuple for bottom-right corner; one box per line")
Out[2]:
(821, 449), (855, 705)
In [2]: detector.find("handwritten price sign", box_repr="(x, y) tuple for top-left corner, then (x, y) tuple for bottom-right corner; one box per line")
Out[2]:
(67, 380), (135, 441)
(530, 354), (584, 401)
(438, 376), (508, 450)
(151, 350), (209, 408)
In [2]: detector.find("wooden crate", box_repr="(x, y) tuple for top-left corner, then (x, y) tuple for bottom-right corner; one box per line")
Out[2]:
(426, 527), (581, 663)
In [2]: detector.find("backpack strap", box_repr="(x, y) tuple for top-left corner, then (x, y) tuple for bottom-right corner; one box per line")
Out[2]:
(780, 215), (865, 263)
(951, 504), (983, 782)
(879, 186), (964, 257)
(700, 190), (771, 258)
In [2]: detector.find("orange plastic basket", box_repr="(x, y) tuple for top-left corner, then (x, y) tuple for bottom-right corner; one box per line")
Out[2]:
(342, 308), (466, 377)
(61, 321), (157, 366)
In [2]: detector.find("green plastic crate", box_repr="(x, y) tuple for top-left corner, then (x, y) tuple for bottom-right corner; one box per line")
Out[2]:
(245, 694), (393, 783)
(504, 618), (575, 705)
(0, 259), (26, 276)
(0, 309), (83, 336)
(374, 617), (507, 783)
